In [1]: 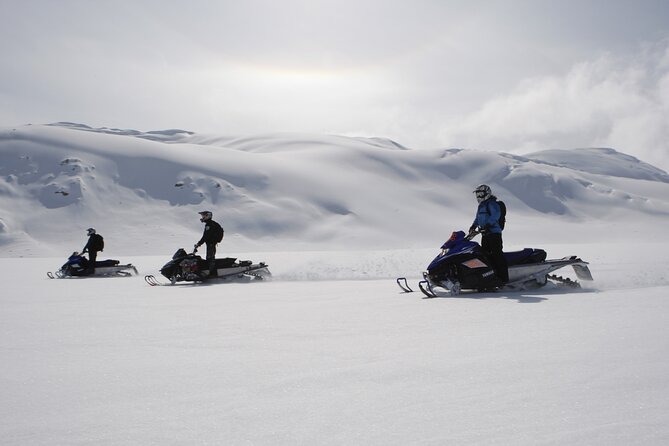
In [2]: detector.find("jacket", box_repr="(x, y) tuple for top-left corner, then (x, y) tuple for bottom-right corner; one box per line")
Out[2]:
(197, 220), (224, 245)
(83, 233), (104, 252)
(472, 197), (503, 234)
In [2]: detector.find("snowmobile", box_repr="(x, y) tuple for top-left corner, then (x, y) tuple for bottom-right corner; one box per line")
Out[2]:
(47, 252), (138, 278)
(396, 230), (593, 297)
(144, 248), (271, 286)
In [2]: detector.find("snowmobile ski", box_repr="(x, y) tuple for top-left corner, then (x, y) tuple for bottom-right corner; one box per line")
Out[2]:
(418, 279), (437, 298)
(144, 274), (169, 286)
(396, 277), (414, 293)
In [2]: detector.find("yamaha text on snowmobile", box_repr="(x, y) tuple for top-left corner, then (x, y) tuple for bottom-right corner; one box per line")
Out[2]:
(47, 252), (138, 279)
(144, 248), (271, 286)
(396, 230), (593, 297)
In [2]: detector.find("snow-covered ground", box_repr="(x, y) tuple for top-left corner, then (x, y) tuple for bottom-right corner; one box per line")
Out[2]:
(2, 242), (669, 445)
(2, 123), (669, 444)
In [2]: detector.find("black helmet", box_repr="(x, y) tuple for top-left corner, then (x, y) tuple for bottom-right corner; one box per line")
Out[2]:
(198, 211), (213, 222)
(473, 184), (492, 203)
(86, 227), (96, 235)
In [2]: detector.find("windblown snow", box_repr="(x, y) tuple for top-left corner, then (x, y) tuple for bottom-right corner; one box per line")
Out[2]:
(2, 122), (669, 445)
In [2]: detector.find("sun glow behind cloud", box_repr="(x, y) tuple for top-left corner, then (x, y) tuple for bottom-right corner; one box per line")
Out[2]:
(175, 54), (406, 135)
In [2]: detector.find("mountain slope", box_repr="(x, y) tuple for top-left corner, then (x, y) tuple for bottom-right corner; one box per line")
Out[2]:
(1, 123), (668, 256)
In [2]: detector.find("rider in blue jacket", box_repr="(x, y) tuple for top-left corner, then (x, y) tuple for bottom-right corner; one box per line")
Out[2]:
(470, 184), (508, 284)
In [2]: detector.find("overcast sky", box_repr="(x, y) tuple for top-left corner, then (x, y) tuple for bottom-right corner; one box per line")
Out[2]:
(2, 0), (669, 170)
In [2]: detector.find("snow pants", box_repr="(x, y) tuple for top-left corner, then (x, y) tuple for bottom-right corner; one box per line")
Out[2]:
(205, 242), (217, 277)
(86, 250), (98, 274)
(481, 232), (509, 283)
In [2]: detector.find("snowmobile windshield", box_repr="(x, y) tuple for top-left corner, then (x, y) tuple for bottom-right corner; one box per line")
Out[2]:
(439, 230), (478, 257)
(441, 231), (466, 251)
(173, 248), (188, 260)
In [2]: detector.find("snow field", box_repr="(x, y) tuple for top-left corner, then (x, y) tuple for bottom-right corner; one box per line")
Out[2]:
(2, 244), (669, 445)
(3, 123), (669, 443)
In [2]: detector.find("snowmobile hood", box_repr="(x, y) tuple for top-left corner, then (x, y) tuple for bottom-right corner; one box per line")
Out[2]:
(428, 233), (479, 271)
(439, 231), (479, 256)
(440, 231), (467, 251)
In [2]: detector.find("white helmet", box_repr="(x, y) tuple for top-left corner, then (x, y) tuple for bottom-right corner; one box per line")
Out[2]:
(198, 210), (213, 222)
(473, 184), (492, 203)
(86, 227), (96, 235)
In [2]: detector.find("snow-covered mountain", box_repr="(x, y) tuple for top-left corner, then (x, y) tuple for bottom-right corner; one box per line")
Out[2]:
(1, 122), (669, 256)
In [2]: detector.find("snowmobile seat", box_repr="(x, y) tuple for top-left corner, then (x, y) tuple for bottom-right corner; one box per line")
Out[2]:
(504, 248), (547, 266)
(95, 259), (120, 267)
(214, 257), (237, 268)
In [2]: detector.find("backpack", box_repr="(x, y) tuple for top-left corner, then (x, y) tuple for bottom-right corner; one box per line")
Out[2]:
(498, 200), (506, 230)
(90, 233), (104, 251)
(486, 198), (507, 230)
(210, 222), (224, 243)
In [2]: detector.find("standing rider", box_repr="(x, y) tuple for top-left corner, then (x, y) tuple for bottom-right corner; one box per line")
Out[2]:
(82, 227), (104, 275)
(469, 185), (509, 285)
(194, 211), (224, 277)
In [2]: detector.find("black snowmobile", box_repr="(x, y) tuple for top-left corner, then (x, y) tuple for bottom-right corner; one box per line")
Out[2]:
(47, 252), (138, 278)
(144, 248), (271, 286)
(396, 230), (593, 297)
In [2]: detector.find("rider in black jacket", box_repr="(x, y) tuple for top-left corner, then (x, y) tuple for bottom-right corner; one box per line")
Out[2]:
(194, 211), (224, 277)
(82, 227), (104, 275)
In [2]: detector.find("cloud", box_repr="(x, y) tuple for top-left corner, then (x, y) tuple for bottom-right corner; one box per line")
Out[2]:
(439, 39), (669, 172)
(2, 1), (669, 173)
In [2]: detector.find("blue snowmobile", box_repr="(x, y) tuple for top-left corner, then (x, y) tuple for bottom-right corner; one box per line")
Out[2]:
(47, 252), (138, 278)
(397, 230), (593, 297)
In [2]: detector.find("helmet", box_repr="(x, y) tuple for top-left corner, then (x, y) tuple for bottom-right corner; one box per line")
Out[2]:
(86, 228), (96, 235)
(473, 184), (492, 203)
(198, 211), (213, 222)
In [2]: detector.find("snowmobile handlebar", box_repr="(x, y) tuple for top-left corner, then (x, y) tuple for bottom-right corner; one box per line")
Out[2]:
(465, 229), (481, 240)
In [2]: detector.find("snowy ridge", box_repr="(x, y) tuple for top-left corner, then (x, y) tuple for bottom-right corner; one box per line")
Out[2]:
(1, 122), (669, 256)
(46, 122), (194, 143)
(524, 147), (669, 183)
